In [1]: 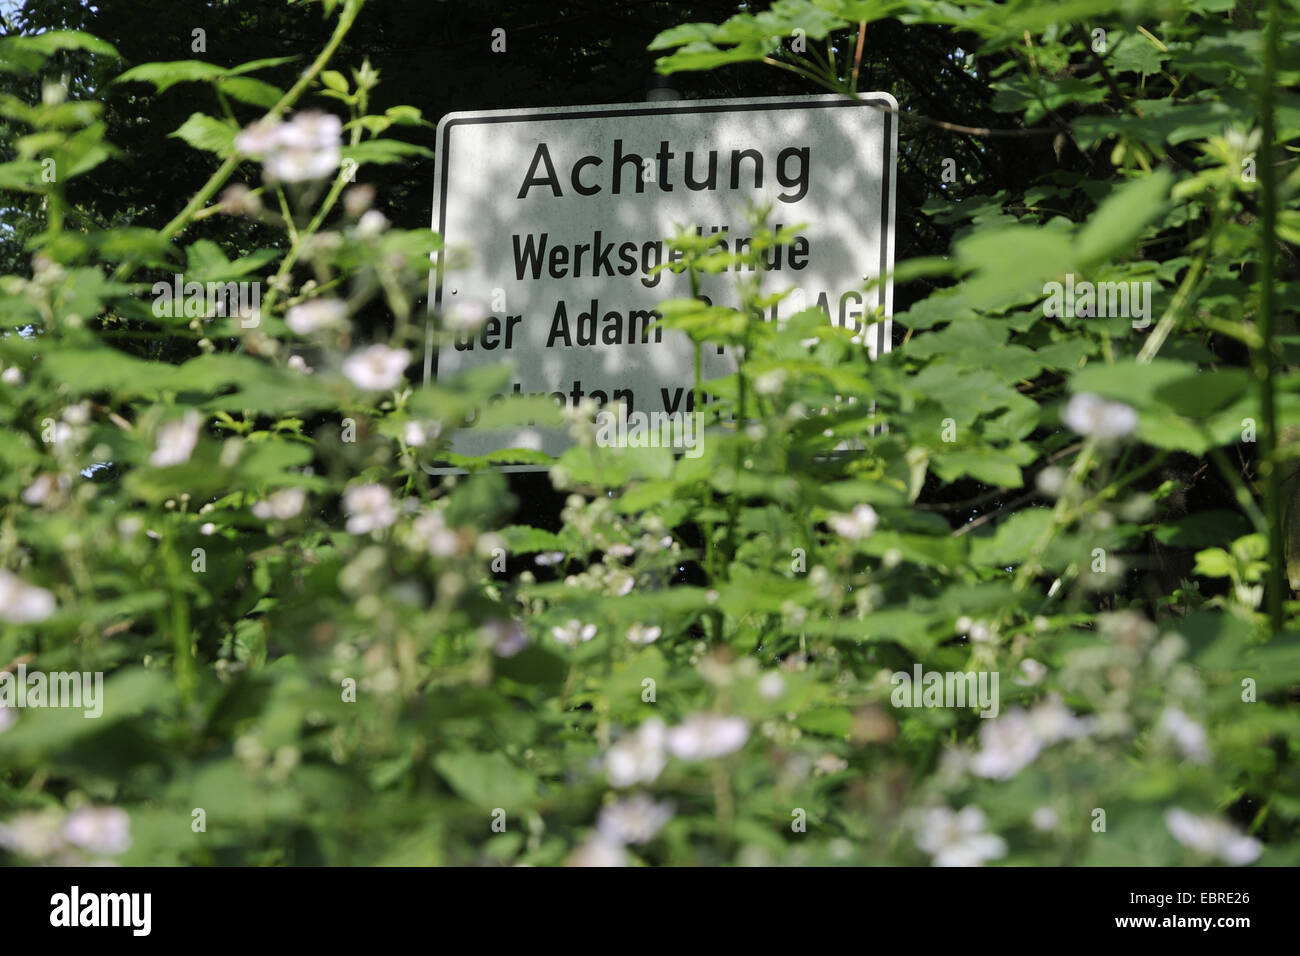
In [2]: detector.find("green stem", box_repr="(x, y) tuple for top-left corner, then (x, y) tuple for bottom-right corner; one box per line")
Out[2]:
(1137, 220), (1214, 364)
(161, 540), (195, 707)
(761, 55), (841, 93)
(1209, 447), (1269, 535)
(1014, 440), (1097, 592)
(1257, 0), (1285, 632)
(110, 0), (364, 282)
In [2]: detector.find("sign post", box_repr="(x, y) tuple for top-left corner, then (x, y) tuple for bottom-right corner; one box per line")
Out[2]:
(426, 93), (897, 469)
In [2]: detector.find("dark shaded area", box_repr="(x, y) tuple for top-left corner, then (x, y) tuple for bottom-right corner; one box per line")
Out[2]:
(1, 0), (1234, 578)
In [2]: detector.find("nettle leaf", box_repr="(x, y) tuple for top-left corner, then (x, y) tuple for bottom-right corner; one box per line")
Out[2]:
(1069, 359), (1240, 453)
(796, 708), (853, 738)
(652, 298), (748, 341)
(170, 112), (237, 158)
(970, 508), (1055, 566)
(217, 76), (283, 108)
(227, 55), (298, 77)
(937, 171), (1171, 315)
(185, 239), (231, 275)
(499, 525), (566, 554)
(649, 0), (853, 75)
(182, 242), (278, 282)
(1135, 408), (1215, 454)
(0, 667), (170, 761)
(1193, 547), (1234, 578)
(1155, 510), (1251, 548)
(1075, 170), (1173, 269)
(912, 365), (1021, 425)
(1037, 338), (1093, 370)
(983, 393), (1040, 442)
(116, 60), (229, 93)
(43, 348), (188, 395)
(493, 645), (567, 686)
(0, 159), (44, 190)
(340, 139), (433, 166)
(440, 448), (556, 470)
(1077, 98), (1236, 151)
(953, 223), (1074, 311)
(384, 105), (425, 125)
(471, 396), (564, 430)
(861, 530), (968, 570)
(117, 56), (294, 97)
(1152, 369), (1250, 418)
(238, 440), (315, 484)
(654, 40), (778, 73)
(931, 446), (1029, 488)
(992, 74), (1108, 126)
(1070, 358), (1192, 407)
(1107, 31), (1169, 76)
(433, 751), (538, 810)
(0, 31), (119, 75)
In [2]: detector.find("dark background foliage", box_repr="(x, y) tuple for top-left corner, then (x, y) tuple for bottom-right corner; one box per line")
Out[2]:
(5, 0), (1228, 575)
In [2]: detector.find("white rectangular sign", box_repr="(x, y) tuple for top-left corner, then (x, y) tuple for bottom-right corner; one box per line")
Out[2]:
(426, 93), (897, 466)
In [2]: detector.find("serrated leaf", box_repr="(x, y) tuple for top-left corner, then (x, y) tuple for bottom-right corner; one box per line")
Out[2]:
(970, 508), (1054, 566)
(170, 112), (237, 158)
(116, 60), (228, 93)
(340, 139), (433, 166)
(218, 76), (283, 108)
(1075, 170), (1173, 268)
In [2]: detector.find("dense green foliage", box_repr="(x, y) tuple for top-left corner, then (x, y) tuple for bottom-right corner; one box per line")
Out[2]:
(0, 0), (1297, 866)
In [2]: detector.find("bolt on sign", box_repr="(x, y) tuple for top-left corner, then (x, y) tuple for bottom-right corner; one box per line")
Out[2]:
(425, 93), (898, 470)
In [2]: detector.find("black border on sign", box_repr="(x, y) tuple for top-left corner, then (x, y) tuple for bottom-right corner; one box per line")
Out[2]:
(423, 96), (896, 470)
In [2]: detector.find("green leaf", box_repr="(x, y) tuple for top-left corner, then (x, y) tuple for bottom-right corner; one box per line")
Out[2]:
(796, 708), (853, 738)
(1070, 358), (1193, 407)
(970, 508), (1054, 566)
(0, 159), (43, 190)
(340, 139), (433, 166)
(227, 55), (298, 77)
(432, 751), (537, 810)
(218, 76), (283, 108)
(1153, 369), (1250, 418)
(0, 668), (172, 761)
(499, 525), (565, 554)
(1107, 31), (1168, 76)
(1193, 547), (1234, 578)
(954, 223), (1074, 311)
(238, 440), (314, 484)
(170, 112), (237, 158)
(931, 448), (1027, 488)
(42, 347), (186, 395)
(116, 60), (228, 93)
(320, 70), (348, 93)
(1075, 170), (1173, 269)
(1154, 510), (1251, 548)
(384, 105), (424, 125)
(0, 31), (119, 74)
(1178, 611), (1252, 669)
(493, 645), (567, 686)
